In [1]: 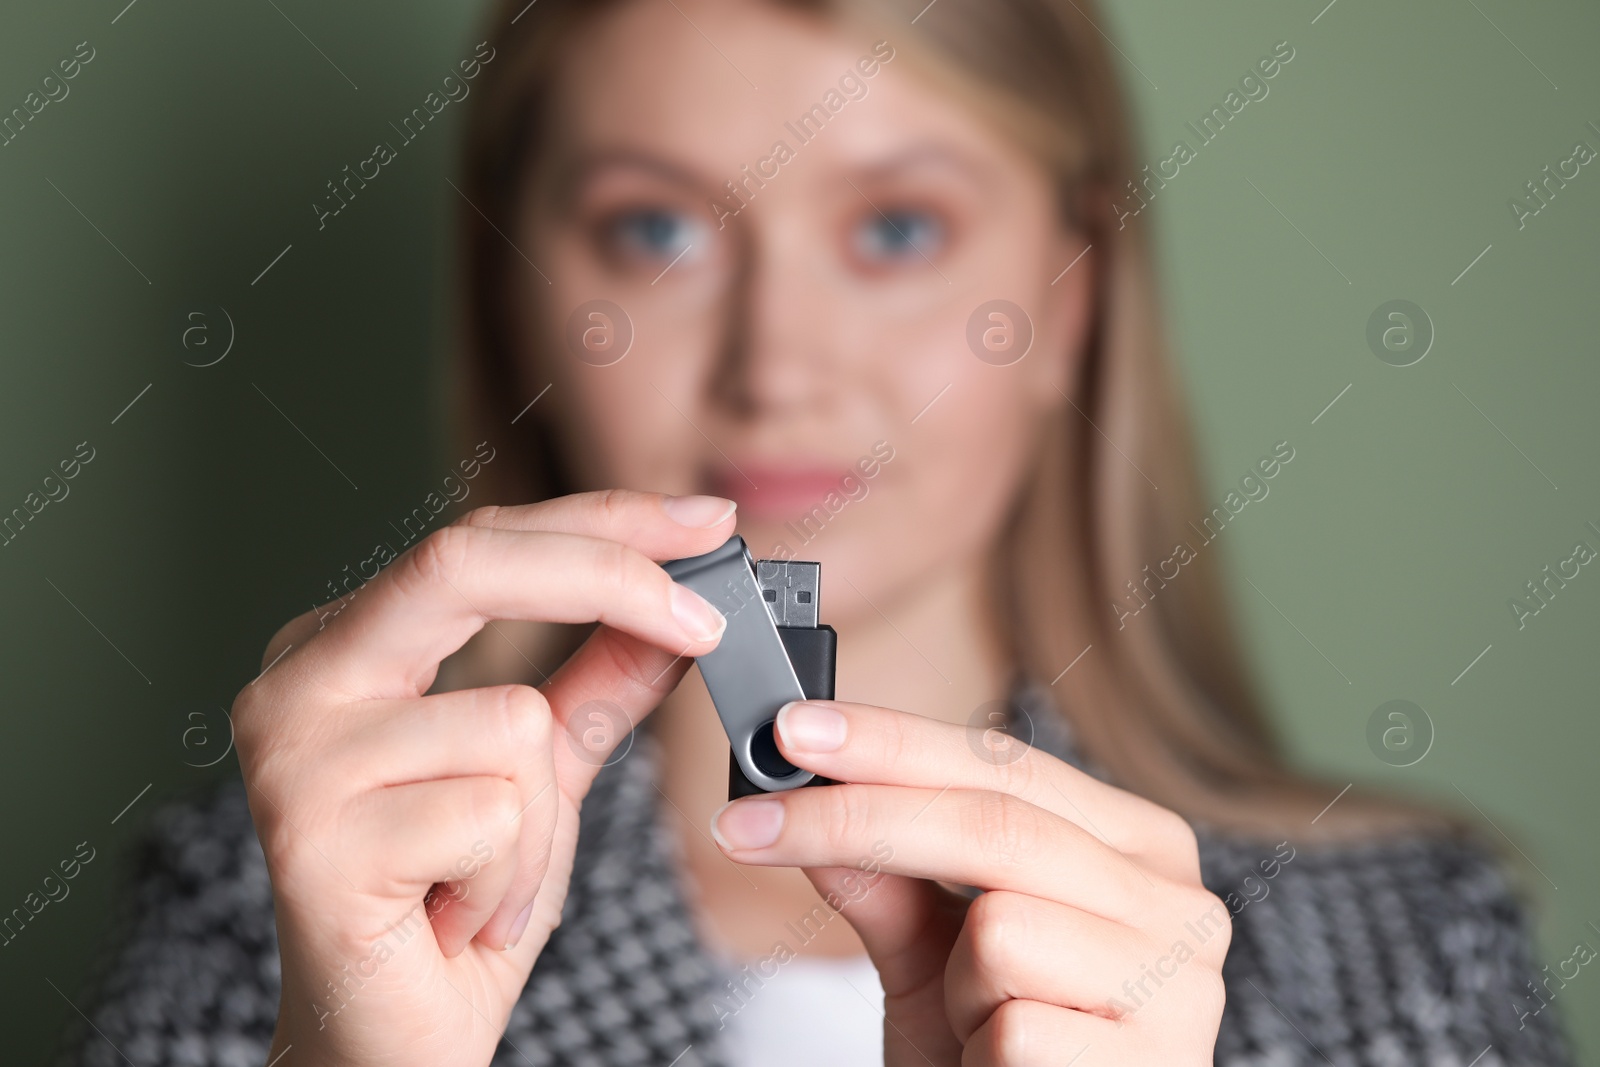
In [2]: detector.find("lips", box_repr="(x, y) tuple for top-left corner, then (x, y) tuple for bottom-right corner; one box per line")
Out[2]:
(707, 465), (856, 521)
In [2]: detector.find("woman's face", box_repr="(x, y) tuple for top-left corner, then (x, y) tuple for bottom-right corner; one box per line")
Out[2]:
(518, 0), (1093, 620)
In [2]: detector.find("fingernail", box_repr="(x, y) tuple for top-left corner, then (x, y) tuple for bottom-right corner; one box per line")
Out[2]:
(776, 701), (847, 753)
(504, 901), (535, 950)
(662, 494), (737, 528)
(711, 799), (785, 850)
(670, 583), (727, 642)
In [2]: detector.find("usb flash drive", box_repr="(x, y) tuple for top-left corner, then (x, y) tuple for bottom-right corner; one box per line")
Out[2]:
(662, 535), (837, 799)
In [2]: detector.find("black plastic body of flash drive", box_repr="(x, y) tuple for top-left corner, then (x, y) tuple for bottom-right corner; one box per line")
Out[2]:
(662, 535), (837, 800)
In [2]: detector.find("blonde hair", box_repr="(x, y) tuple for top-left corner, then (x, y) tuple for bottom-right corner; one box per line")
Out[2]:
(450, 0), (1448, 840)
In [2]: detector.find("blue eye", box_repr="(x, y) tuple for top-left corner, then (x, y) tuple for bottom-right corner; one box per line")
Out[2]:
(611, 208), (696, 259)
(854, 209), (945, 264)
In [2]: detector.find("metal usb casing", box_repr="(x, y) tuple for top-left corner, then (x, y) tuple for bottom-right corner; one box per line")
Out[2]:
(661, 535), (819, 792)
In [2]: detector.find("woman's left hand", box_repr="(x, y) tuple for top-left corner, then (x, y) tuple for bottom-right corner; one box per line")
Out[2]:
(710, 699), (1231, 1067)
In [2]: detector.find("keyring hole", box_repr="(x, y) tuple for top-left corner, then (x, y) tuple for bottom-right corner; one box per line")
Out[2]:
(749, 720), (801, 780)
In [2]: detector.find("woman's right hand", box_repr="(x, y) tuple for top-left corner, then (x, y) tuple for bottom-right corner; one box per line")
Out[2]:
(231, 490), (735, 1067)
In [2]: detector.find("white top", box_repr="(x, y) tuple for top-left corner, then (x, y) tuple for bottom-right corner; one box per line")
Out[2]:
(715, 952), (886, 1067)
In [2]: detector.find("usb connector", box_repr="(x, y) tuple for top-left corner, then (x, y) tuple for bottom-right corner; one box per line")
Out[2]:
(756, 560), (820, 629)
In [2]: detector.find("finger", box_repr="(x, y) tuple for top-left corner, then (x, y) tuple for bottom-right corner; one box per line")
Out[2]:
(961, 1000), (1119, 1067)
(946, 891), (1163, 1042)
(538, 624), (696, 799)
(258, 605), (335, 675)
(773, 700), (1200, 882)
(802, 865), (964, 998)
(257, 489), (736, 685)
(332, 621), (695, 841)
(341, 776), (524, 957)
(451, 489), (737, 550)
(324, 684), (560, 949)
(802, 867), (965, 1065)
(310, 526), (727, 698)
(320, 685), (549, 789)
(712, 785), (1160, 926)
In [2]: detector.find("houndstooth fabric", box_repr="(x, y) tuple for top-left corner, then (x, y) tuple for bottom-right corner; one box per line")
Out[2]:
(62, 680), (1573, 1067)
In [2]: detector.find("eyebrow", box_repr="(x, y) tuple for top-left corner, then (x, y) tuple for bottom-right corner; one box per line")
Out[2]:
(565, 140), (997, 196)
(848, 142), (997, 191)
(564, 148), (714, 194)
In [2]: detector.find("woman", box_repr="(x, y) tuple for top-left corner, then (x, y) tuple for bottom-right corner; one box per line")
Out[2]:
(68, 0), (1571, 1064)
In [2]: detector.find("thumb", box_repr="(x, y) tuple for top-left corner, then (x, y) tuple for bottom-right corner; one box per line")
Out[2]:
(804, 866), (966, 1066)
(540, 624), (695, 798)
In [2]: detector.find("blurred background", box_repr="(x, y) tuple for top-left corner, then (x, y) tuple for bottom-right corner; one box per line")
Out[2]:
(2, 0), (1596, 1062)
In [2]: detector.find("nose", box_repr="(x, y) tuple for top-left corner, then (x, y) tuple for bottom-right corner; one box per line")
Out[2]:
(708, 210), (842, 420)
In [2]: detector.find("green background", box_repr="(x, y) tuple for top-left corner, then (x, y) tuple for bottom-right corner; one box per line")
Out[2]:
(2, 0), (1595, 1062)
